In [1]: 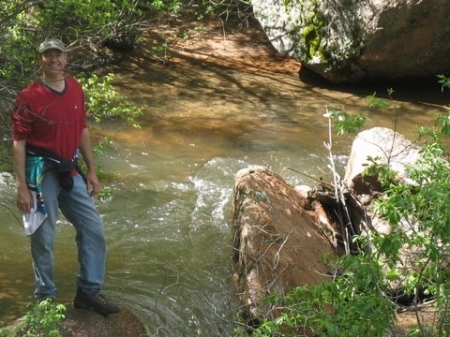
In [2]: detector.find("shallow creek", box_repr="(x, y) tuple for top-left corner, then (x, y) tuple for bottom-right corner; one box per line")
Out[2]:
(0, 47), (448, 335)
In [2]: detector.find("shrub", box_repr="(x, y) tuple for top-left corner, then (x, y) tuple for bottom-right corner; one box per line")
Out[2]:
(0, 299), (65, 337)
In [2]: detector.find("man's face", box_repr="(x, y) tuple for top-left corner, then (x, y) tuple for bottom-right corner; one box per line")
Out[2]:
(40, 49), (67, 74)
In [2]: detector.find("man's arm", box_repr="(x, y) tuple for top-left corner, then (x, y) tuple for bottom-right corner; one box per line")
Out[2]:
(13, 139), (33, 213)
(79, 127), (100, 197)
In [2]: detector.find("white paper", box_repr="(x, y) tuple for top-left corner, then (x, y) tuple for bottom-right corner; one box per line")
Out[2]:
(23, 190), (47, 236)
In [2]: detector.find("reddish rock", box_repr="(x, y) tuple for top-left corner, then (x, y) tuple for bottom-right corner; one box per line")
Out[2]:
(231, 166), (343, 327)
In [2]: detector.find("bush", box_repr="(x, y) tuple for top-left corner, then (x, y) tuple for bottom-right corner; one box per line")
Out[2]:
(0, 299), (65, 337)
(78, 73), (143, 128)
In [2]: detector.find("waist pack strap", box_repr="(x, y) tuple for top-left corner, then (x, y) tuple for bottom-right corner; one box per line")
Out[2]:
(26, 144), (69, 162)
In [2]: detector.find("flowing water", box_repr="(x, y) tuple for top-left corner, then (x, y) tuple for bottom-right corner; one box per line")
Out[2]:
(0, 56), (448, 336)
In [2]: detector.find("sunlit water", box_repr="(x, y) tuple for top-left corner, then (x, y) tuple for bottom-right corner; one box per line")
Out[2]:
(1, 60), (448, 336)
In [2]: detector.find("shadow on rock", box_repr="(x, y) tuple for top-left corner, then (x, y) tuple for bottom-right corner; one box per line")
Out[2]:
(60, 305), (146, 337)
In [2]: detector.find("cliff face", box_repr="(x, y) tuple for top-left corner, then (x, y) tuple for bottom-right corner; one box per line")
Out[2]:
(253, 0), (450, 83)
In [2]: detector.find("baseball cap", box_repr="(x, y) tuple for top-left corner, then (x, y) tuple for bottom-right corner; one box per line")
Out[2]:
(39, 38), (66, 53)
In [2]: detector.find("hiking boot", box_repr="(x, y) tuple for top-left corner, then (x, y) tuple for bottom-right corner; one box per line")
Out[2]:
(74, 287), (120, 316)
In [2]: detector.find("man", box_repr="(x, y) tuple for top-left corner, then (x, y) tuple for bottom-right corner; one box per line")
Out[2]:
(11, 37), (119, 316)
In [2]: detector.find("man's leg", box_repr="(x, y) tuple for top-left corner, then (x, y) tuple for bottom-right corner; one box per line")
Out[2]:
(59, 173), (119, 315)
(58, 174), (106, 294)
(31, 170), (60, 300)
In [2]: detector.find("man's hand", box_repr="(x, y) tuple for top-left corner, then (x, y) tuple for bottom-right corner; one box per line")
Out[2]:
(86, 171), (100, 197)
(79, 128), (100, 197)
(16, 185), (33, 214)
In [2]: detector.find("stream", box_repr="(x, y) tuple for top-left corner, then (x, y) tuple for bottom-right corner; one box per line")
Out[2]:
(1, 44), (448, 336)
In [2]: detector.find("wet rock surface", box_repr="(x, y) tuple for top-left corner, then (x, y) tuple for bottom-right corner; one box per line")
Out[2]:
(60, 305), (146, 337)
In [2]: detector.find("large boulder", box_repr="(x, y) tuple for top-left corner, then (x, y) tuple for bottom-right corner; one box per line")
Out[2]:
(231, 166), (343, 330)
(342, 126), (422, 236)
(343, 126), (421, 206)
(342, 127), (438, 298)
(252, 0), (450, 83)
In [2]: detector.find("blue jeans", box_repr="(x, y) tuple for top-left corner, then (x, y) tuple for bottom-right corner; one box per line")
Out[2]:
(31, 170), (106, 300)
